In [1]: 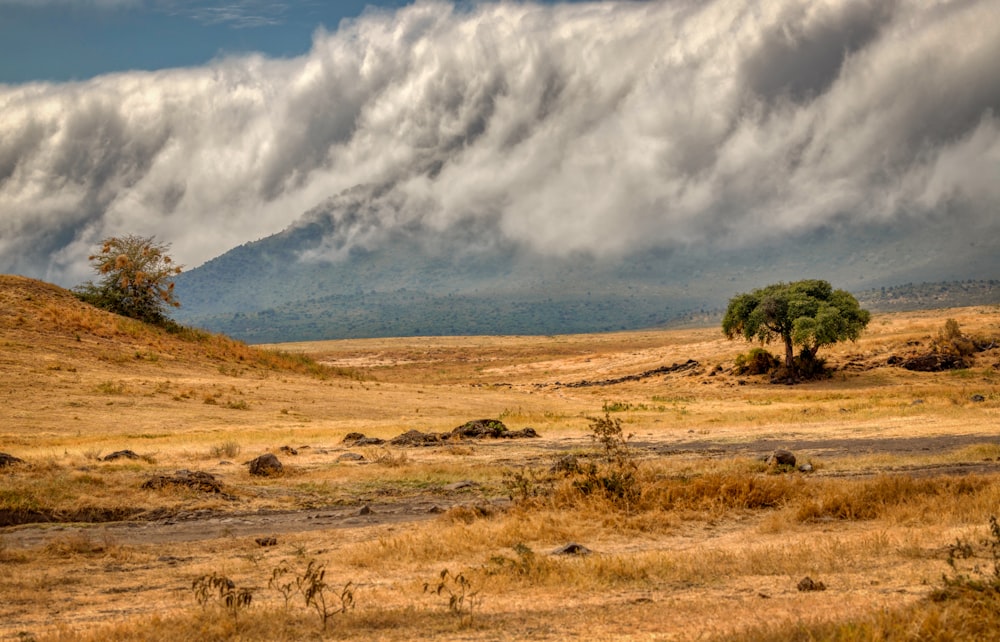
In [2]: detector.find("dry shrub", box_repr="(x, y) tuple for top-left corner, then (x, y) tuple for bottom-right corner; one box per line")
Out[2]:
(43, 532), (115, 558)
(639, 471), (804, 514)
(735, 594), (1000, 642)
(796, 475), (990, 522)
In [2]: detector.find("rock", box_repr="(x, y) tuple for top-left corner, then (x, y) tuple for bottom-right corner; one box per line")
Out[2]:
(507, 427), (539, 439)
(552, 542), (592, 556)
(767, 450), (796, 468)
(279, 445), (298, 455)
(971, 394), (986, 403)
(798, 463), (814, 473)
(389, 429), (445, 447)
(142, 470), (227, 494)
(255, 536), (278, 547)
(359, 505), (372, 515)
(342, 432), (385, 446)
(444, 480), (478, 491)
(102, 450), (140, 461)
(451, 419), (509, 438)
(248, 453), (283, 476)
(0, 452), (25, 468)
(797, 576), (826, 592)
(337, 452), (365, 462)
(900, 353), (969, 372)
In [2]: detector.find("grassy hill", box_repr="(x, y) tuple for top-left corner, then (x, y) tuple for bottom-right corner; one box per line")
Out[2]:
(0, 274), (333, 377)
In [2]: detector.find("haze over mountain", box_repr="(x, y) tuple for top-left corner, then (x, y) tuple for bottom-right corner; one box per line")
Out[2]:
(2, 1), (999, 340)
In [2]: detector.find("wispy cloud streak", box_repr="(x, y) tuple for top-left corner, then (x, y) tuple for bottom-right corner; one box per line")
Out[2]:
(1, 0), (999, 285)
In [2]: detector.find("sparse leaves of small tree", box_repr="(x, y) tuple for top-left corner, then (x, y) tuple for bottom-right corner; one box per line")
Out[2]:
(297, 560), (354, 630)
(935, 515), (1000, 601)
(268, 561), (297, 611)
(75, 234), (183, 324)
(424, 569), (479, 615)
(192, 572), (253, 621)
(571, 413), (641, 509)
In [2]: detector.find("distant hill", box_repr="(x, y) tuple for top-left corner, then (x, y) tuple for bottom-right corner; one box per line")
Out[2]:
(172, 186), (1000, 343)
(856, 280), (1000, 312)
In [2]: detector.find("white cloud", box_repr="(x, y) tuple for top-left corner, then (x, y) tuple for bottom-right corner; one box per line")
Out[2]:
(0, 0), (140, 6)
(1, 0), (999, 285)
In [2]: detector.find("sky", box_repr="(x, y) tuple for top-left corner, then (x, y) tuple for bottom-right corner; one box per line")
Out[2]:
(2, 0), (1000, 287)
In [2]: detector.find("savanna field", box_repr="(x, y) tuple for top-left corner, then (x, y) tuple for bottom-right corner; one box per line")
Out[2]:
(2, 274), (1000, 641)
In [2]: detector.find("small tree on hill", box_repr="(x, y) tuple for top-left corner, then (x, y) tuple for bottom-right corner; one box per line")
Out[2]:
(722, 279), (871, 378)
(75, 235), (183, 324)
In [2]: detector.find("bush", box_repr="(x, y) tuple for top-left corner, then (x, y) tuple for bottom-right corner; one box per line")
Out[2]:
(734, 348), (780, 375)
(74, 235), (182, 325)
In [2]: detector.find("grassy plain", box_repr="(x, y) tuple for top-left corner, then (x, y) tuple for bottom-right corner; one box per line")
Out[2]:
(2, 274), (1000, 640)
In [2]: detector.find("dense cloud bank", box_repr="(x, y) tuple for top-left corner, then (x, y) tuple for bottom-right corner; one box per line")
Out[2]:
(2, 0), (999, 285)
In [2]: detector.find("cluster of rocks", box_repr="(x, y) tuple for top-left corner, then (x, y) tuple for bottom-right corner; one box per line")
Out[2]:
(342, 419), (539, 448)
(141, 470), (230, 495)
(888, 353), (970, 372)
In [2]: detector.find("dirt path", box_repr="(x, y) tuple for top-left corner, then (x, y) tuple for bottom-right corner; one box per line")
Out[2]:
(0, 497), (479, 549)
(4, 433), (998, 551)
(641, 433), (1000, 459)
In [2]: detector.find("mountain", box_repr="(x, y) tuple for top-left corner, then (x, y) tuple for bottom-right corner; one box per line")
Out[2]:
(172, 186), (1000, 343)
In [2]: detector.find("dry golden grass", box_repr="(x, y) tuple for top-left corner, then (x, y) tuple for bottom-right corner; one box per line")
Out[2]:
(2, 274), (1000, 640)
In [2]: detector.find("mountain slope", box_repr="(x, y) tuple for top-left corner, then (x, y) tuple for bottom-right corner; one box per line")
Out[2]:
(171, 186), (1000, 343)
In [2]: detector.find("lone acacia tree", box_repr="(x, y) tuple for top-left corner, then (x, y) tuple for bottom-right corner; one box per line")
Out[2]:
(722, 279), (871, 375)
(75, 234), (183, 324)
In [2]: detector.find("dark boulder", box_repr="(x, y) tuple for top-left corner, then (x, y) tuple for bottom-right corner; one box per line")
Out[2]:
(797, 576), (827, 592)
(552, 542), (593, 556)
(0, 452), (25, 468)
(102, 450), (140, 461)
(389, 430), (445, 446)
(342, 432), (386, 446)
(248, 453), (283, 476)
(767, 450), (797, 468)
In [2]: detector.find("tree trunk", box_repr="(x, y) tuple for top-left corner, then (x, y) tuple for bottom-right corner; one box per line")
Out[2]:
(783, 336), (794, 369)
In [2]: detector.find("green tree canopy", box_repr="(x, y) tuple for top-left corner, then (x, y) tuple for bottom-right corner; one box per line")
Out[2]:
(722, 279), (871, 373)
(74, 234), (183, 324)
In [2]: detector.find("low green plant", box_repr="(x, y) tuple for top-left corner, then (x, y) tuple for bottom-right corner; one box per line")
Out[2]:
(570, 413), (640, 509)
(733, 348), (780, 375)
(501, 467), (551, 502)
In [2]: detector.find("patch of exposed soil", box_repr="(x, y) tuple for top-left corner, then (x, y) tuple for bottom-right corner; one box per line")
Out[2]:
(0, 498), (489, 549)
(4, 433), (998, 549)
(642, 433), (1000, 462)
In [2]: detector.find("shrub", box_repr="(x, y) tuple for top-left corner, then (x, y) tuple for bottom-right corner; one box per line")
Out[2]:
(733, 348), (780, 375)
